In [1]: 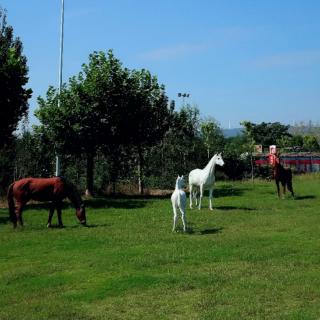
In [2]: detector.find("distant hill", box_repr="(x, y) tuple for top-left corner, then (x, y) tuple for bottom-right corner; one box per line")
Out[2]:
(222, 128), (244, 138)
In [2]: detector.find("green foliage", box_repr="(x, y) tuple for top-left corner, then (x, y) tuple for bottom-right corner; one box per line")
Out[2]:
(0, 145), (14, 194)
(14, 123), (54, 178)
(241, 121), (291, 146)
(143, 104), (206, 189)
(303, 135), (320, 152)
(35, 50), (172, 194)
(223, 135), (252, 180)
(200, 117), (225, 158)
(0, 8), (32, 148)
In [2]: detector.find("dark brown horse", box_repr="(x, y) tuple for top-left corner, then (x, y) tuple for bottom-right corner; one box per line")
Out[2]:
(7, 177), (86, 228)
(272, 160), (295, 198)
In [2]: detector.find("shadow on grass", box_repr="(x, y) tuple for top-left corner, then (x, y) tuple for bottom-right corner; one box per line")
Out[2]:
(201, 185), (246, 198)
(215, 205), (255, 211)
(200, 227), (223, 235)
(20, 196), (150, 211)
(294, 195), (316, 200)
(66, 223), (112, 229)
(0, 216), (9, 224)
(85, 197), (148, 209)
(20, 223), (112, 231)
(181, 223), (223, 236)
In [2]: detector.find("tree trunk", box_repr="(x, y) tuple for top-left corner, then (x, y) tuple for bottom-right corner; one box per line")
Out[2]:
(250, 153), (254, 183)
(137, 146), (144, 195)
(85, 153), (94, 196)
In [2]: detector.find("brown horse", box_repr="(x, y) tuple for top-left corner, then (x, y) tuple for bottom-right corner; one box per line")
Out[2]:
(7, 177), (86, 228)
(272, 160), (295, 199)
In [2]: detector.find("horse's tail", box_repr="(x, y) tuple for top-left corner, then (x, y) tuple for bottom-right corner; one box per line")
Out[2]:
(7, 183), (16, 224)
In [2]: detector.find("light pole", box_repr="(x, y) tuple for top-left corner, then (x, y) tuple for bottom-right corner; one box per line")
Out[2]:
(177, 92), (190, 106)
(55, 0), (64, 176)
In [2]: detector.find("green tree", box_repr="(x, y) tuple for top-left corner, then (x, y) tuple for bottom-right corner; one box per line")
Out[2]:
(303, 135), (320, 152)
(0, 8), (32, 148)
(241, 121), (291, 146)
(223, 135), (251, 180)
(36, 51), (130, 194)
(144, 104), (204, 189)
(200, 117), (224, 158)
(122, 69), (171, 194)
(277, 134), (304, 151)
(36, 50), (172, 195)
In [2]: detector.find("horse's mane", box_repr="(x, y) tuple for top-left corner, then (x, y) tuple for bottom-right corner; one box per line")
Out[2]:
(203, 154), (217, 171)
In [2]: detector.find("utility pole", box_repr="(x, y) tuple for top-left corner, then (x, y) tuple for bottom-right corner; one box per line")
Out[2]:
(55, 0), (64, 176)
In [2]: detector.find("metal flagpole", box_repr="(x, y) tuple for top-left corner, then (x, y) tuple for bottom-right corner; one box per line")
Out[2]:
(55, 0), (64, 176)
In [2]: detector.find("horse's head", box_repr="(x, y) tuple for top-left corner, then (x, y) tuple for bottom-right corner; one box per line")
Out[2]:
(76, 203), (87, 226)
(215, 153), (224, 167)
(176, 175), (185, 189)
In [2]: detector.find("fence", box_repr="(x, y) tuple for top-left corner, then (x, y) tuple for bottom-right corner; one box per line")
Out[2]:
(254, 153), (320, 173)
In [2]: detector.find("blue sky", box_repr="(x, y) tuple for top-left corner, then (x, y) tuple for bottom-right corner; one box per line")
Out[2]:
(2, 0), (320, 128)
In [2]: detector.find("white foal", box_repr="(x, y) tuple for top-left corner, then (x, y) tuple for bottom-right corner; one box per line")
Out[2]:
(189, 153), (224, 210)
(171, 175), (187, 232)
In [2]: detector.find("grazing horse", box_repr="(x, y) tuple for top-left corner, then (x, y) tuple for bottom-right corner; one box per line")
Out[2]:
(189, 153), (224, 210)
(272, 159), (295, 198)
(7, 177), (86, 228)
(171, 175), (187, 232)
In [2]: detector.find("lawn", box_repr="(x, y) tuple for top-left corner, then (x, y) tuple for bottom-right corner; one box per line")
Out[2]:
(0, 175), (320, 319)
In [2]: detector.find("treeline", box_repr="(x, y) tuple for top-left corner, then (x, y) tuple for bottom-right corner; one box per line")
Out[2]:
(3, 116), (320, 196)
(0, 104), (249, 195)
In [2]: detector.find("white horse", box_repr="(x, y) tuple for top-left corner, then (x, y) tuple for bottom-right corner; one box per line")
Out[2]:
(189, 153), (224, 210)
(171, 175), (187, 232)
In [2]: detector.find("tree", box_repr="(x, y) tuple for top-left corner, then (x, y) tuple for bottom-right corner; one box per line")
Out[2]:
(200, 117), (224, 158)
(241, 121), (291, 146)
(223, 135), (251, 180)
(277, 134), (304, 151)
(0, 8), (32, 148)
(122, 69), (171, 194)
(36, 50), (172, 195)
(144, 104), (205, 189)
(303, 135), (320, 152)
(36, 51), (130, 195)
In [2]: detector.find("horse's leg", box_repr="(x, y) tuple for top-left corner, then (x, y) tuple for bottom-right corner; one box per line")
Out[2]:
(47, 202), (55, 228)
(179, 207), (187, 232)
(276, 180), (280, 198)
(287, 180), (295, 198)
(189, 184), (193, 209)
(172, 206), (178, 232)
(209, 188), (213, 210)
(56, 201), (64, 228)
(281, 180), (286, 199)
(198, 184), (203, 210)
(194, 189), (198, 206)
(15, 201), (24, 227)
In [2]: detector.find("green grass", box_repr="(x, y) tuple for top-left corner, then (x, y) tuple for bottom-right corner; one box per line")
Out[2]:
(1, 175), (320, 319)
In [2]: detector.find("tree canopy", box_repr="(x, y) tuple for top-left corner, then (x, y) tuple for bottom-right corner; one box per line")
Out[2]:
(35, 50), (172, 194)
(241, 121), (291, 146)
(0, 8), (32, 148)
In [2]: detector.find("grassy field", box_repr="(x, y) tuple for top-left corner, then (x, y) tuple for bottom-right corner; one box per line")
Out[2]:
(1, 175), (320, 319)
